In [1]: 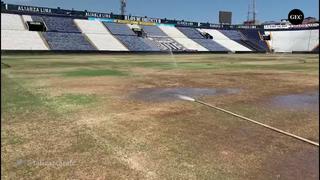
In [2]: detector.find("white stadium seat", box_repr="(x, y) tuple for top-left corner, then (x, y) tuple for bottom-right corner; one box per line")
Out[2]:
(85, 34), (128, 51)
(198, 29), (251, 52)
(1, 30), (49, 50)
(1, 13), (26, 30)
(74, 19), (111, 34)
(158, 25), (208, 51)
(74, 19), (128, 51)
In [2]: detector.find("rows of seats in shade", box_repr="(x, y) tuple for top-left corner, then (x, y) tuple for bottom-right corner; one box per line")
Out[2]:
(31, 15), (80, 33)
(43, 32), (95, 50)
(240, 29), (269, 51)
(219, 29), (270, 51)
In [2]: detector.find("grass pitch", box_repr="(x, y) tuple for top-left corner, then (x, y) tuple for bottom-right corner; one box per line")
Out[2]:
(1, 53), (319, 179)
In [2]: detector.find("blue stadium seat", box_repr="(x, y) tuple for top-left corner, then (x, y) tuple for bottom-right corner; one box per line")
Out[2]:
(103, 22), (136, 36)
(115, 35), (161, 51)
(240, 29), (269, 51)
(43, 32), (96, 50)
(177, 27), (205, 39)
(141, 25), (168, 37)
(219, 30), (243, 40)
(192, 39), (229, 51)
(32, 15), (80, 33)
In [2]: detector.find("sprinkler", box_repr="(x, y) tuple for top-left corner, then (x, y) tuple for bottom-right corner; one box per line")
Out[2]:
(177, 94), (319, 147)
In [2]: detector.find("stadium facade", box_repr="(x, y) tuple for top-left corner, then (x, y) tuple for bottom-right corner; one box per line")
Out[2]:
(1, 3), (319, 53)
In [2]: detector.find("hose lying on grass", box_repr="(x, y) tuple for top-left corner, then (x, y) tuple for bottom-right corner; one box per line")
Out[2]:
(177, 95), (319, 147)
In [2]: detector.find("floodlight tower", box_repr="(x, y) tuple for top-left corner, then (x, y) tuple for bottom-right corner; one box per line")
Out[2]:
(247, 0), (257, 24)
(120, 0), (126, 16)
(252, 0), (256, 24)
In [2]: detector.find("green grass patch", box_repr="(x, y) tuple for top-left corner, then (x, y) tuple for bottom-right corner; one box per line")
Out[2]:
(54, 94), (97, 105)
(64, 69), (128, 77)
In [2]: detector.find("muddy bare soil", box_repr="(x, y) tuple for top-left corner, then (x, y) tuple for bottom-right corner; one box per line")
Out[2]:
(269, 90), (319, 112)
(1, 54), (319, 179)
(130, 87), (240, 102)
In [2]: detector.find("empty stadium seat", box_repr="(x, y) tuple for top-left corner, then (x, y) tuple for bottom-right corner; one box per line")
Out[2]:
(240, 29), (269, 51)
(32, 15), (80, 33)
(177, 27), (205, 39)
(103, 22), (136, 36)
(159, 25), (208, 51)
(219, 30), (243, 40)
(148, 37), (186, 51)
(192, 39), (229, 51)
(43, 32), (96, 50)
(198, 29), (251, 52)
(22, 15), (33, 22)
(85, 34), (128, 51)
(1, 30), (48, 50)
(1, 13), (26, 30)
(140, 25), (168, 37)
(74, 19), (109, 34)
(115, 35), (161, 51)
(74, 19), (128, 51)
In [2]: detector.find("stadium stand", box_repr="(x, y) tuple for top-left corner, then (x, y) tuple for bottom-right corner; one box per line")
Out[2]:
(177, 27), (229, 51)
(114, 35), (160, 51)
(103, 22), (136, 36)
(240, 29), (269, 51)
(159, 25), (208, 51)
(198, 29), (251, 52)
(43, 32), (96, 50)
(192, 39), (230, 51)
(140, 25), (186, 51)
(22, 15), (33, 23)
(265, 29), (319, 52)
(177, 27), (205, 39)
(31, 15), (80, 33)
(1, 30), (49, 50)
(1, 3), (318, 53)
(103, 22), (162, 51)
(1, 13), (26, 30)
(141, 25), (168, 37)
(74, 19), (128, 51)
(219, 29), (266, 51)
(1, 13), (48, 50)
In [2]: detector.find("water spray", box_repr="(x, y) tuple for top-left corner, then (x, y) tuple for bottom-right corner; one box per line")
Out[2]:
(177, 94), (319, 147)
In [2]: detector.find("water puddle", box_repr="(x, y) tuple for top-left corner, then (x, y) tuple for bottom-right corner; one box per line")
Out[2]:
(131, 88), (240, 102)
(269, 90), (319, 112)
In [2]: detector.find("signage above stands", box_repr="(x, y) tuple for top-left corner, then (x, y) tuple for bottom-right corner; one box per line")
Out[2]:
(2, 3), (319, 30)
(264, 23), (319, 29)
